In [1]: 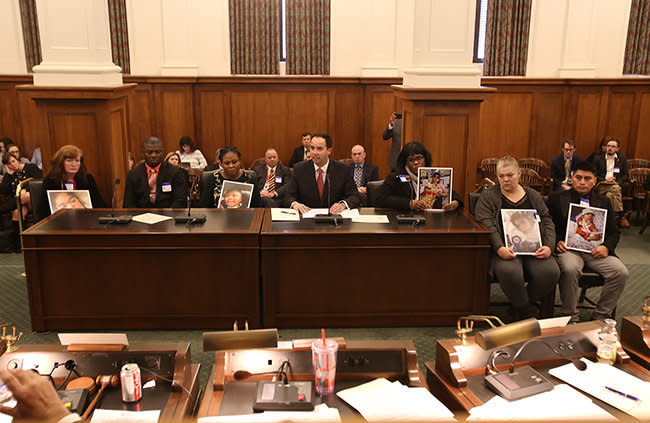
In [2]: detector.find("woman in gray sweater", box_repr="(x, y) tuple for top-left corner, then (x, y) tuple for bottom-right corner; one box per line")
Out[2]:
(475, 156), (559, 321)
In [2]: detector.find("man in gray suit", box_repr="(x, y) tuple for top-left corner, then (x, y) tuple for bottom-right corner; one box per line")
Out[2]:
(382, 112), (402, 172)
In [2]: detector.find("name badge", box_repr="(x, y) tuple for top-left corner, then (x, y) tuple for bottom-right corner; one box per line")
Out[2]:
(275, 176), (283, 183)
(580, 198), (590, 207)
(161, 182), (172, 192)
(613, 167), (620, 173)
(64, 182), (74, 191)
(399, 175), (409, 183)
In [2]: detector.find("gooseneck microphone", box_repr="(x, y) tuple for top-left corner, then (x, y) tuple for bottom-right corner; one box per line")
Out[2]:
(98, 178), (132, 224)
(175, 177), (206, 224)
(314, 170), (343, 224)
(396, 174), (425, 225)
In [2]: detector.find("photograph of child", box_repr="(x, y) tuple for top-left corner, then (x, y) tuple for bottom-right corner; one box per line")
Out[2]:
(417, 167), (452, 210)
(501, 209), (542, 254)
(47, 190), (92, 213)
(565, 204), (607, 253)
(217, 180), (253, 209)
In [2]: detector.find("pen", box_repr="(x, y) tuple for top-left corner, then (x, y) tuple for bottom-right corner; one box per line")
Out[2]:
(280, 210), (296, 215)
(605, 386), (640, 401)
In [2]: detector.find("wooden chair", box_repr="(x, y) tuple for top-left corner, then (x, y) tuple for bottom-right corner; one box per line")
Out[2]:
(186, 168), (203, 205)
(519, 158), (551, 194)
(479, 158), (498, 181)
(519, 167), (546, 194)
(641, 189), (650, 234)
(248, 157), (265, 170)
(474, 177), (495, 193)
(629, 168), (649, 222)
(28, 180), (49, 223)
(628, 158), (650, 169)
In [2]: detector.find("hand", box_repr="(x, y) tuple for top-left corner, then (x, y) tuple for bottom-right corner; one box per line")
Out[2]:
(20, 190), (30, 205)
(291, 202), (310, 214)
(443, 200), (459, 211)
(357, 186), (367, 194)
(561, 184), (571, 190)
(409, 200), (427, 211)
(534, 245), (552, 259)
(497, 246), (516, 260)
(329, 202), (346, 215)
(0, 369), (71, 422)
(260, 191), (273, 198)
(606, 176), (615, 182)
(4, 164), (13, 175)
(591, 245), (609, 258)
(389, 113), (397, 126)
(556, 240), (568, 253)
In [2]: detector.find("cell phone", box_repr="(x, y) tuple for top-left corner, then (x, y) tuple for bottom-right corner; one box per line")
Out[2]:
(394, 113), (402, 119)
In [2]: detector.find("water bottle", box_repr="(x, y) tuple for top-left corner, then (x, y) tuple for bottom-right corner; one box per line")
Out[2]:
(596, 318), (617, 364)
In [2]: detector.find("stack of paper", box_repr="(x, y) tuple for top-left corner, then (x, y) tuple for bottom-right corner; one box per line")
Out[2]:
(198, 403), (340, 422)
(467, 384), (615, 421)
(91, 409), (160, 423)
(336, 378), (455, 422)
(271, 208), (300, 221)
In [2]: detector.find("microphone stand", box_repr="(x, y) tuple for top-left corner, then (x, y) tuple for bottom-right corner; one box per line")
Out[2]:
(396, 175), (425, 224)
(174, 177), (206, 224)
(98, 179), (132, 224)
(314, 171), (343, 224)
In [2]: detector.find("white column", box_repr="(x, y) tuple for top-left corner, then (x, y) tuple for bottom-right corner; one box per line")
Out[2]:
(401, 0), (482, 88)
(160, 0), (199, 76)
(360, 0), (399, 77)
(558, 0), (597, 78)
(32, 0), (122, 86)
(0, 0), (27, 74)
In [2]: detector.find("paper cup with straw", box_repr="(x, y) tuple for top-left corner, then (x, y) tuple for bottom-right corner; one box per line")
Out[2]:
(311, 329), (338, 395)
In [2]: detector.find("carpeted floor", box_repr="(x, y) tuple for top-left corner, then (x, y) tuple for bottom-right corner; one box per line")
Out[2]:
(1, 226), (649, 391)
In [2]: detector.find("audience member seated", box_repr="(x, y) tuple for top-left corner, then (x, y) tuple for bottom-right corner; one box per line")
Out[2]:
(592, 137), (630, 227)
(474, 156), (559, 321)
(204, 147), (223, 172)
(254, 148), (291, 207)
(283, 133), (360, 214)
(176, 135), (207, 169)
(288, 132), (311, 168)
(348, 144), (379, 206)
(43, 145), (106, 215)
(0, 154), (42, 252)
(0, 142), (29, 179)
(0, 137), (8, 161)
(198, 145), (260, 208)
(165, 151), (181, 166)
(375, 141), (462, 211)
(0, 368), (77, 423)
(550, 139), (584, 191)
(547, 161), (628, 322)
(586, 136), (608, 164)
(124, 137), (188, 208)
(31, 147), (42, 169)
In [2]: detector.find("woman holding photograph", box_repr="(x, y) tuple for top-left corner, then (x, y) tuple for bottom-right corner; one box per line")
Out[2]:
(475, 156), (559, 321)
(376, 142), (461, 211)
(198, 145), (260, 208)
(43, 145), (105, 215)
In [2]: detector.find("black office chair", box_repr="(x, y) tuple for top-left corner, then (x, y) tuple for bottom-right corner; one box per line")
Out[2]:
(366, 180), (383, 207)
(29, 180), (49, 223)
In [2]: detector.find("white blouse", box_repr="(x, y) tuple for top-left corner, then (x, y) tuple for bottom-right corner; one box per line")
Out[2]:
(177, 149), (208, 169)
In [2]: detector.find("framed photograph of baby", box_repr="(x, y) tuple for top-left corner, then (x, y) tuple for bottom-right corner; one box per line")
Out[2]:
(417, 167), (452, 211)
(501, 209), (542, 255)
(565, 204), (607, 253)
(47, 190), (92, 213)
(217, 180), (254, 209)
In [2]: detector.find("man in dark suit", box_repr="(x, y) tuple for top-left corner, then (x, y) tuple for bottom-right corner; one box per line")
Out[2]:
(124, 136), (188, 208)
(288, 132), (311, 168)
(550, 140), (584, 192)
(547, 161), (628, 322)
(254, 148), (291, 207)
(283, 133), (360, 214)
(382, 112), (402, 172)
(348, 144), (379, 206)
(591, 137), (630, 227)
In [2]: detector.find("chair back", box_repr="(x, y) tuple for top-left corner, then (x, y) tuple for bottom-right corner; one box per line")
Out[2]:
(243, 169), (256, 180)
(628, 158), (650, 169)
(468, 192), (481, 216)
(519, 168), (545, 193)
(480, 158), (498, 180)
(340, 158), (354, 166)
(519, 158), (550, 178)
(366, 180), (383, 207)
(249, 157), (265, 170)
(630, 168), (650, 198)
(29, 180), (49, 223)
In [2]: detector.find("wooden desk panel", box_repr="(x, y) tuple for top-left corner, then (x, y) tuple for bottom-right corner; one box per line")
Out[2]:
(22, 208), (263, 331)
(261, 209), (490, 327)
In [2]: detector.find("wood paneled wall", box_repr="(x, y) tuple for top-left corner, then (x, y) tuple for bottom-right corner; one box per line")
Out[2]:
(2, 75), (650, 199)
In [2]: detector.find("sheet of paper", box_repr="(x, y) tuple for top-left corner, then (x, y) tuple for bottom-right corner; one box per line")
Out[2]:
(467, 384), (614, 421)
(351, 215), (390, 224)
(198, 403), (340, 422)
(271, 208), (299, 221)
(0, 400), (16, 423)
(131, 213), (172, 225)
(337, 378), (455, 422)
(537, 315), (571, 330)
(91, 409), (160, 423)
(58, 333), (128, 346)
(301, 209), (360, 219)
(549, 359), (650, 420)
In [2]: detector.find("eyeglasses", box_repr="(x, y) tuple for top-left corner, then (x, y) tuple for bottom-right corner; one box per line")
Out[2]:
(562, 147), (575, 152)
(407, 155), (425, 164)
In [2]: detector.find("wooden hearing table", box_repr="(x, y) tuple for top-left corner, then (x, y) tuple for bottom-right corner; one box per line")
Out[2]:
(260, 208), (491, 327)
(22, 208), (263, 331)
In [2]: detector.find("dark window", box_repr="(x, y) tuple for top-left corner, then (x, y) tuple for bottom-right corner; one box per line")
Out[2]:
(279, 0), (286, 62)
(473, 0), (488, 62)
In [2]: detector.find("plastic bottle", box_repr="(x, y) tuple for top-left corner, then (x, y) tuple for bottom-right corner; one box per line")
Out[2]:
(596, 318), (618, 364)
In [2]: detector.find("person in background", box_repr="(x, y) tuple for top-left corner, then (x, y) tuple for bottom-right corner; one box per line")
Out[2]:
(165, 151), (181, 167)
(6, 144), (30, 165)
(474, 156), (559, 321)
(254, 148), (291, 207)
(382, 113), (402, 172)
(43, 145), (105, 215)
(586, 136), (609, 164)
(204, 147), (223, 172)
(375, 141), (462, 212)
(348, 144), (379, 206)
(550, 140), (584, 191)
(176, 135), (207, 168)
(288, 132), (312, 168)
(31, 147), (42, 169)
(592, 137), (630, 228)
(199, 145), (260, 208)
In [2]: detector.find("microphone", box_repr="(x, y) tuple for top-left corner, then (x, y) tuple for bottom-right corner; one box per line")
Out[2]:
(98, 178), (131, 224)
(175, 177), (206, 224)
(396, 174), (425, 224)
(314, 169), (343, 224)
